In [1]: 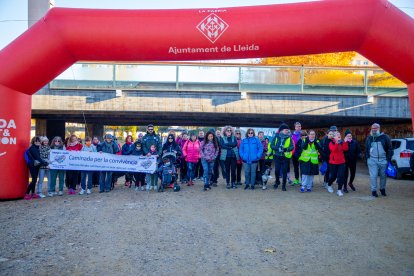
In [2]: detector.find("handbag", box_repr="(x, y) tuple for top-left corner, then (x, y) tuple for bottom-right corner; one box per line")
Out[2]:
(385, 162), (396, 178)
(319, 161), (327, 175)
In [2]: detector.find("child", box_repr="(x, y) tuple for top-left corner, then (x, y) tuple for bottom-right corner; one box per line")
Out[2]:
(37, 136), (51, 198)
(146, 144), (159, 191)
(79, 136), (97, 195)
(131, 141), (146, 191)
(157, 157), (177, 192)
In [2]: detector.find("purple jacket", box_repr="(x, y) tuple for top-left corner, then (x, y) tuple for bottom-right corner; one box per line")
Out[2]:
(199, 141), (219, 162)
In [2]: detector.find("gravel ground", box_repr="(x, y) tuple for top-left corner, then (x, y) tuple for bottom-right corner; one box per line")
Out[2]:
(0, 165), (413, 276)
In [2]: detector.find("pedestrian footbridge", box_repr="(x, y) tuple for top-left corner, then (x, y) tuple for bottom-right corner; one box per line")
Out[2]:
(32, 63), (410, 128)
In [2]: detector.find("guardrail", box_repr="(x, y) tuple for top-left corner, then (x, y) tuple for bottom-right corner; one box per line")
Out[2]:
(49, 63), (408, 96)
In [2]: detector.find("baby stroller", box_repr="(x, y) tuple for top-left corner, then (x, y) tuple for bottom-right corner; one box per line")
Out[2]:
(157, 153), (180, 192)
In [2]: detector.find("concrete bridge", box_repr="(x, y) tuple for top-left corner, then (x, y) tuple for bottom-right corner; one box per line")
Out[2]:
(32, 63), (410, 138)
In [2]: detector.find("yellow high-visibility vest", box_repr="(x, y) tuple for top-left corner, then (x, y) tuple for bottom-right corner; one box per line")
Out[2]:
(299, 141), (319, 164)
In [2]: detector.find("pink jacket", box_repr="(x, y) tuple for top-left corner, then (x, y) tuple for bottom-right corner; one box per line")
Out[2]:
(183, 139), (201, 163)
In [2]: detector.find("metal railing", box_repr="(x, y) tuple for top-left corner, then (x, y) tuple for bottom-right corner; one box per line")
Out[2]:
(49, 63), (408, 96)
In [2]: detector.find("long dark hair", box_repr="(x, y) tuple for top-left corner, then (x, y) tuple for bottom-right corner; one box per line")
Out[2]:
(204, 131), (218, 149)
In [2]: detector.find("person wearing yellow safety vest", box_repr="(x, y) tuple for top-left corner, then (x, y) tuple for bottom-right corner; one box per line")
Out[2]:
(264, 138), (273, 168)
(299, 130), (322, 192)
(270, 124), (294, 191)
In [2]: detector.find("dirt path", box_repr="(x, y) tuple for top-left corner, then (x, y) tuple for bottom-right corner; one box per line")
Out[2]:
(1, 166), (413, 275)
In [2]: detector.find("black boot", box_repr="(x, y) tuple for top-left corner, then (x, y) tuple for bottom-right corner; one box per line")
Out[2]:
(343, 183), (349, 193)
(231, 182), (237, 189)
(274, 183), (279, 189)
(372, 191), (378, 197)
(244, 184), (250, 190)
(282, 184), (287, 191)
(226, 183), (231, 189)
(348, 183), (356, 191)
(380, 189), (387, 196)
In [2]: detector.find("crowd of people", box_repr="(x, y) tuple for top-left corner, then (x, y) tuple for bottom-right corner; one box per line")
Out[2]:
(24, 122), (393, 200)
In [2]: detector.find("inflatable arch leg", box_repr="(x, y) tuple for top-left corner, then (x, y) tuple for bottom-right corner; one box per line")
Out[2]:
(0, 87), (31, 199)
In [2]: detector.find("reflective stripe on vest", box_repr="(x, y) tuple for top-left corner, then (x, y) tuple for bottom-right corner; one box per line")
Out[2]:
(265, 142), (274, 160)
(299, 142), (319, 164)
(274, 137), (292, 158)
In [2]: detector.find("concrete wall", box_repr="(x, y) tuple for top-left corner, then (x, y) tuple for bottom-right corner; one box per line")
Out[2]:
(32, 89), (410, 119)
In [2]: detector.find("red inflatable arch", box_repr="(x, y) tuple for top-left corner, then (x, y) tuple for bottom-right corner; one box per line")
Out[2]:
(0, 0), (413, 199)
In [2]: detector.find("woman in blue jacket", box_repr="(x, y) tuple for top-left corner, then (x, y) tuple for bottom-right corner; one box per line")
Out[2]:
(239, 129), (263, 190)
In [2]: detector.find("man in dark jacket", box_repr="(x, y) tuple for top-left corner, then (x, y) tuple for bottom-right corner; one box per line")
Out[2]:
(142, 124), (162, 157)
(365, 123), (393, 197)
(270, 124), (294, 191)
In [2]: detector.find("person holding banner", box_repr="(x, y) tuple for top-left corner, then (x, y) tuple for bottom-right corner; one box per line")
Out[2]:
(24, 136), (48, 200)
(122, 135), (135, 187)
(79, 137), (97, 195)
(142, 124), (162, 157)
(48, 136), (66, 196)
(131, 141), (146, 191)
(66, 134), (83, 195)
(97, 134), (119, 193)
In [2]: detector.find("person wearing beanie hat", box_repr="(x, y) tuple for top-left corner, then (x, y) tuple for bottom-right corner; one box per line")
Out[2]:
(270, 123), (294, 191)
(131, 141), (146, 191)
(37, 136), (51, 198)
(343, 129), (361, 193)
(329, 126), (338, 132)
(365, 123), (393, 197)
(96, 133), (119, 193)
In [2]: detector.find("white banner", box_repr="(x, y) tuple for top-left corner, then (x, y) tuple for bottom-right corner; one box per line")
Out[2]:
(48, 150), (157, 173)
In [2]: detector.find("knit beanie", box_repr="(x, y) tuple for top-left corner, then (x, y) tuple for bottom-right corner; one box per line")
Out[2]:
(278, 123), (289, 132)
(344, 129), (352, 137)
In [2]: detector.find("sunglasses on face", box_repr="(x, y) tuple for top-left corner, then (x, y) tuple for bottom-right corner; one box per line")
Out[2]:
(226, 130), (231, 132)
(248, 132), (254, 134)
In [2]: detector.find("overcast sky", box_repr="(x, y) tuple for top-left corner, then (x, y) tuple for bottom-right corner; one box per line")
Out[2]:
(0, 0), (413, 50)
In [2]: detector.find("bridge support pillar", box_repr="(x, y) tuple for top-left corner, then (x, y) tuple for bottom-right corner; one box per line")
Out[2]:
(35, 119), (47, 136)
(46, 120), (66, 140)
(86, 123), (104, 140)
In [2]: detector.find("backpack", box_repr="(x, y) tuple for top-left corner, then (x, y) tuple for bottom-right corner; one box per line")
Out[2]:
(24, 149), (30, 165)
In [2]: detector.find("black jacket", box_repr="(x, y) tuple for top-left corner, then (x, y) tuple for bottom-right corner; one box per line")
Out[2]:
(344, 140), (361, 162)
(28, 145), (48, 167)
(320, 136), (332, 162)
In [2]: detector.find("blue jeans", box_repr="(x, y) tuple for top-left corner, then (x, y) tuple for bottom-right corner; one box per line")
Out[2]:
(81, 171), (93, 190)
(201, 159), (214, 187)
(38, 168), (50, 194)
(186, 162), (197, 181)
(99, 171), (113, 192)
(243, 162), (258, 186)
(49, 169), (65, 192)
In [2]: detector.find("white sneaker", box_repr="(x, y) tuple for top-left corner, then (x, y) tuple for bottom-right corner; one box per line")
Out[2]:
(47, 192), (54, 197)
(327, 186), (334, 193)
(53, 191), (58, 195)
(337, 190), (344, 197)
(58, 191), (64, 196)
(86, 189), (92, 195)
(79, 189), (85, 195)
(38, 193), (46, 198)
(141, 186), (145, 191)
(262, 185), (267, 190)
